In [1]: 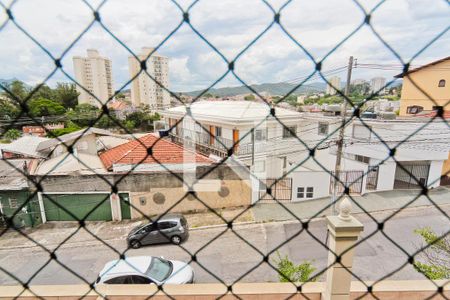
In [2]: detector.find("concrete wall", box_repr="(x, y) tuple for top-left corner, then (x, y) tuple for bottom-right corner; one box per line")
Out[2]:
(129, 178), (251, 218)
(1, 281), (448, 299)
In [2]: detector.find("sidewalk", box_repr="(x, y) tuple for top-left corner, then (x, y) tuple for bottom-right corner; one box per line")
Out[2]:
(0, 207), (253, 250)
(252, 186), (450, 222)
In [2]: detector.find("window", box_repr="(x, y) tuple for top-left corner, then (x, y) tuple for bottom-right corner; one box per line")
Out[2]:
(318, 122), (329, 135)
(306, 187), (314, 198)
(254, 129), (267, 141)
(131, 275), (152, 284)
(283, 126), (297, 138)
(406, 105), (423, 114)
(438, 79), (446, 87)
(158, 221), (178, 229)
(215, 126), (222, 137)
(433, 106), (443, 112)
(105, 276), (132, 284)
(355, 155), (370, 164)
(297, 187), (314, 199)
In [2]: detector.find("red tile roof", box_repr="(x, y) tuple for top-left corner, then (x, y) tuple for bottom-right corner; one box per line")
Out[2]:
(100, 134), (212, 170)
(108, 100), (129, 110)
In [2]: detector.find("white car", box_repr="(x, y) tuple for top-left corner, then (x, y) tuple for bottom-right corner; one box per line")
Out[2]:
(96, 256), (194, 285)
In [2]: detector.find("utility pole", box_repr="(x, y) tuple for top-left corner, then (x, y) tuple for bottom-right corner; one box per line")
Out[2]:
(331, 56), (354, 214)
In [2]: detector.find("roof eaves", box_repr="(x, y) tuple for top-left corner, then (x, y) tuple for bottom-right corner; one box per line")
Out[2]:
(395, 56), (450, 78)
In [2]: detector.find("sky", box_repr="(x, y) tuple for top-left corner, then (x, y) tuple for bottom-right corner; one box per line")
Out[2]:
(0, 0), (448, 92)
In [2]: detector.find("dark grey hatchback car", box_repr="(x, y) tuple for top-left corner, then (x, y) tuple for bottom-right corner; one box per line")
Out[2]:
(127, 214), (189, 248)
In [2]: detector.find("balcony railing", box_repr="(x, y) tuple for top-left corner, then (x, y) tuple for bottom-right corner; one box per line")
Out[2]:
(168, 128), (266, 157)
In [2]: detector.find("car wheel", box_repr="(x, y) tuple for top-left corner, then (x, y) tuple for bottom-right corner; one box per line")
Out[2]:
(171, 235), (181, 245)
(130, 240), (142, 249)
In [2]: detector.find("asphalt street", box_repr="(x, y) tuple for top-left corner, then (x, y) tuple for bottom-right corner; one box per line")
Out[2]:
(0, 206), (448, 285)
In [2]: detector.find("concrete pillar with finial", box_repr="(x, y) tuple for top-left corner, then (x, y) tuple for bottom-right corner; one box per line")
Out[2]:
(322, 197), (364, 300)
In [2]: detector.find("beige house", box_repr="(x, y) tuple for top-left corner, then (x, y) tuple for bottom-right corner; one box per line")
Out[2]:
(73, 49), (114, 107)
(397, 56), (450, 116)
(128, 47), (170, 110)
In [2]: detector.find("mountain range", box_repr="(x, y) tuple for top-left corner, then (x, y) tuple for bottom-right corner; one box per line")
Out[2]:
(183, 82), (327, 97)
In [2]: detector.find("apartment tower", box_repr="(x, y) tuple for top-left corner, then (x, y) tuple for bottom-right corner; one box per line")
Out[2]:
(326, 76), (341, 95)
(73, 49), (114, 107)
(370, 77), (386, 95)
(128, 47), (170, 110)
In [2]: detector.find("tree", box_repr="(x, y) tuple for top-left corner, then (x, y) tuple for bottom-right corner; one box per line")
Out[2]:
(0, 99), (19, 119)
(414, 227), (450, 280)
(97, 114), (118, 129)
(2, 80), (29, 102)
(3, 129), (21, 142)
(73, 103), (99, 113)
(47, 121), (81, 137)
(53, 83), (79, 109)
(27, 98), (66, 117)
(244, 94), (256, 101)
(203, 92), (215, 98)
(32, 84), (54, 100)
(273, 251), (316, 282)
(349, 82), (370, 96)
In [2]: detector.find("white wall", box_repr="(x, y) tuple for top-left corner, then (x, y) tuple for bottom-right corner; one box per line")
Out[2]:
(428, 160), (444, 188)
(291, 171), (331, 201)
(375, 161), (396, 191)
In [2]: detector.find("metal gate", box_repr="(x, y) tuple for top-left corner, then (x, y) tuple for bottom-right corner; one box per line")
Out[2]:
(394, 161), (430, 189)
(43, 193), (112, 221)
(330, 170), (364, 194)
(258, 178), (292, 203)
(366, 166), (379, 190)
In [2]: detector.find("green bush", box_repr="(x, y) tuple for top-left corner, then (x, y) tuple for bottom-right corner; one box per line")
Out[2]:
(3, 129), (22, 142)
(414, 227), (450, 280)
(273, 251), (316, 282)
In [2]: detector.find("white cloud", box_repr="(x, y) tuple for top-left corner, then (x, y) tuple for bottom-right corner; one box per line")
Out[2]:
(0, 0), (448, 92)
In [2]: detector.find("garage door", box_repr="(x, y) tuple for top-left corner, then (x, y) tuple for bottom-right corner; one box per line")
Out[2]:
(43, 194), (112, 221)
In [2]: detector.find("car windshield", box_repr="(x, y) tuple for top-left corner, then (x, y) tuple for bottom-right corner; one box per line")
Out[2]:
(145, 257), (172, 282)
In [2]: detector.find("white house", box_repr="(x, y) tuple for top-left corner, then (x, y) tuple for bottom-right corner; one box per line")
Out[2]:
(161, 101), (450, 203)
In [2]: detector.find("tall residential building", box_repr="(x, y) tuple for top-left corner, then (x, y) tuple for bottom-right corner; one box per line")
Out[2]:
(128, 47), (170, 110)
(370, 77), (386, 94)
(326, 76), (341, 95)
(73, 49), (114, 107)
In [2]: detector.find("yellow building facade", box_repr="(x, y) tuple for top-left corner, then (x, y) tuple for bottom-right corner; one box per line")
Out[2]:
(398, 57), (450, 116)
